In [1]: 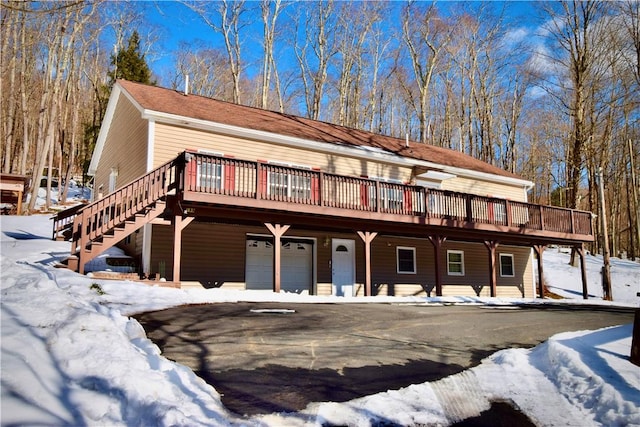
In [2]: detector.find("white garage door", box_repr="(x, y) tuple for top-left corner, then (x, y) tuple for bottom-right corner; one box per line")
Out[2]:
(245, 237), (313, 293)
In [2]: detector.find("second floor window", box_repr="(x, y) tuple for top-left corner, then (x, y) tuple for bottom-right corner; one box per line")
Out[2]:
(198, 161), (223, 191)
(381, 187), (404, 211)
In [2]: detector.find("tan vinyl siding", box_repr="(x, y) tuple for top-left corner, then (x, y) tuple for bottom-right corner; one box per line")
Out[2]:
(153, 123), (414, 183)
(441, 176), (526, 202)
(94, 96), (148, 197)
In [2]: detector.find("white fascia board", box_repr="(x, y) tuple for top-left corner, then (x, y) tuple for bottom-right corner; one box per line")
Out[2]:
(88, 85), (122, 176)
(147, 119), (155, 172)
(142, 109), (535, 190)
(417, 170), (457, 181)
(88, 83), (148, 176)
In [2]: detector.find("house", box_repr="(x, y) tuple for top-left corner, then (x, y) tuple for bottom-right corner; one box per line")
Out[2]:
(60, 79), (595, 298)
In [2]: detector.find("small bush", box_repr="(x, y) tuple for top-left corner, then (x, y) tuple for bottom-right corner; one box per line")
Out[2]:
(90, 283), (105, 296)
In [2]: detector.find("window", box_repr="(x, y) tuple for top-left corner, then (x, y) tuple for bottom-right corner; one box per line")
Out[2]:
(266, 161), (313, 200)
(381, 187), (404, 211)
(428, 193), (443, 216)
(108, 168), (118, 193)
(290, 174), (312, 199)
(197, 160), (223, 190)
(500, 254), (515, 277)
(491, 201), (507, 224)
(447, 250), (465, 276)
(397, 247), (416, 274)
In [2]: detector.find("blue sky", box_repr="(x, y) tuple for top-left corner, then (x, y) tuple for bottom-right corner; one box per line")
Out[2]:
(116, 1), (546, 87)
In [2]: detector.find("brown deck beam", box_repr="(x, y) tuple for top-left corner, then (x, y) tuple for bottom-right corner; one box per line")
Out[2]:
(428, 235), (447, 296)
(575, 244), (589, 299)
(357, 231), (378, 296)
(265, 223), (290, 293)
(484, 241), (500, 297)
(533, 245), (547, 298)
(173, 215), (194, 282)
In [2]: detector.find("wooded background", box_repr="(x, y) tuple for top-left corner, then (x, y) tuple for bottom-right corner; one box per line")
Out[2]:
(1, 0), (639, 259)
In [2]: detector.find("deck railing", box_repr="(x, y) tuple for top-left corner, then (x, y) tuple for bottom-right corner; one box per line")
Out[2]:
(52, 202), (87, 240)
(184, 152), (593, 237)
(71, 156), (181, 254)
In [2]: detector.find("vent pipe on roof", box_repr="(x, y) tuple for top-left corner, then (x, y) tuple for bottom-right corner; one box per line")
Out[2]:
(184, 75), (189, 96)
(405, 133), (409, 148)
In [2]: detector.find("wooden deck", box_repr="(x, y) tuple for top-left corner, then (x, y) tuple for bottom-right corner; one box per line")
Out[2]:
(180, 151), (594, 246)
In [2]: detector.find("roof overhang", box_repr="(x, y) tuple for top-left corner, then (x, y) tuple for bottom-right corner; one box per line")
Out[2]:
(90, 81), (535, 193)
(143, 109), (535, 190)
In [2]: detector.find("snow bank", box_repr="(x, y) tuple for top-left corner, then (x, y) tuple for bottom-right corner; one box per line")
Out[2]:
(1, 215), (638, 426)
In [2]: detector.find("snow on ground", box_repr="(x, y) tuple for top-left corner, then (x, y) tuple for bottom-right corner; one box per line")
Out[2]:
(1, 207), (639, 426)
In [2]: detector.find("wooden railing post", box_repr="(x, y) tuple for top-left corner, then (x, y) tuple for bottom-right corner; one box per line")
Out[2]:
(505, 200), (512, 227)
(466, 195), (473, 222)
(375, 180), (381, 213)
(256, 162), (263, 200)
(318, 171), (324, 206)
(570, 210), (575, 234)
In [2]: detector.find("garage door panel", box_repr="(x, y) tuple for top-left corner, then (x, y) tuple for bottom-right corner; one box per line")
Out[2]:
(245, 238), (313, 293)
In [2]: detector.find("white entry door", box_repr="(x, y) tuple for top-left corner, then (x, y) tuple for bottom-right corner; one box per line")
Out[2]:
(332, 239), (355, 296)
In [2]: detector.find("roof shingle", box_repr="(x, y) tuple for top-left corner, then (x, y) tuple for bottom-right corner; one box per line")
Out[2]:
(118, 79), (524, 181)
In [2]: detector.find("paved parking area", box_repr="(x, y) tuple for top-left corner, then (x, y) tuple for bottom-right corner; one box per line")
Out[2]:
(135, 302), (634, 416)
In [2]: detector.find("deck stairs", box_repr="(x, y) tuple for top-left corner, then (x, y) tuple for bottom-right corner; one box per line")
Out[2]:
(62, 156), (182, 274)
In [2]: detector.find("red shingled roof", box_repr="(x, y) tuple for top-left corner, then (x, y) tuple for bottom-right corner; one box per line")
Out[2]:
(118, 79), (524, 181)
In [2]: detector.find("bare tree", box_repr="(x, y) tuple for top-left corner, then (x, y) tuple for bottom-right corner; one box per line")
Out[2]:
(259, 0), (284, 110)
(186, 0), (246, 104)
(401, 1), (452, 143)
(542, 0), (609, 210)
(292, 0), (337, 121)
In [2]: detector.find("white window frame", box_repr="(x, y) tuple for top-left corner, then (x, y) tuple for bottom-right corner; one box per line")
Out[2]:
(197, 160), (224, 190)
(267, 160), (312, 199)
(396, 246), (416, 274)
(108, 168), (118, 193)
(493, 200), (507, 223)
(499, 253), (515, 277)
(370, 176), (405, 211)
(447, 250), (465, 276)
(381, 186), (404, 210)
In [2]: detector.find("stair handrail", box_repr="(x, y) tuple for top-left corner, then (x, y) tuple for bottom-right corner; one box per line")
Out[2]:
(51, 202), (88, 240)
(70, 155), (184, 256)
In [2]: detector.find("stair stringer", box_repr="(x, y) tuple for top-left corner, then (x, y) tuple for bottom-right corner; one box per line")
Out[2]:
(77, 200), (167, 274)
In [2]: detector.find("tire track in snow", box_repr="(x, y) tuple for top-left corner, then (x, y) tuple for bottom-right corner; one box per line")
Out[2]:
(430, 370), (490, 424)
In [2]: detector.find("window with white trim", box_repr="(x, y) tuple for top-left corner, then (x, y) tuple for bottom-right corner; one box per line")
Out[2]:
(197, 160), (223, 190)
(370, 176), (405, 211)
(108, 168), (118, 193)
(397, 247), (416, 274)
(381, 187), (404, 210)
(447, 250), (465, 276)
(499, 253), (515, 277)
(492, 201), (507, 224)
(267, 161), (312, 199)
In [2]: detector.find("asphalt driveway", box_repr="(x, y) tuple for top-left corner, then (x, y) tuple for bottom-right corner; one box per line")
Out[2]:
(134, 302), (634, 417)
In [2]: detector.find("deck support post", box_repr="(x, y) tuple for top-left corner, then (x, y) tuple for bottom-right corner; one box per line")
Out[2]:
(428, 235), (447, 296)
(575, 244), (589, 299)
(265, 223), (290, 293)
(484, 240), (499, 297)
(357, 231), (378, 296)
(173, 215), (194, 283)
(533, 245), (547, 298)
